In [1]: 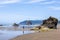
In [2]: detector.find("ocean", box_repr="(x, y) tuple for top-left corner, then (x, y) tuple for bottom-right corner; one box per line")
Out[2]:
(0, 25), (35, 40)
(0, 30), (34, 40)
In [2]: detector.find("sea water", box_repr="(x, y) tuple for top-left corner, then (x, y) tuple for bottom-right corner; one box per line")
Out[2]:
(0, 30), (34, 40)
(0, 25), (36, 40)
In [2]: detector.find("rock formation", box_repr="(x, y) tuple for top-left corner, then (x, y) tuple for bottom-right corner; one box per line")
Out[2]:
(42, 16), (58, 29)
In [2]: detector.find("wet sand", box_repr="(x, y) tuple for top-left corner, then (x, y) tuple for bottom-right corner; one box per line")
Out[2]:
(11, 24), (60, 40)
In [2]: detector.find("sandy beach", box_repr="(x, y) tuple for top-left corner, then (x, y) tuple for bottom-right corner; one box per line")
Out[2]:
(11, 24), (60, 40)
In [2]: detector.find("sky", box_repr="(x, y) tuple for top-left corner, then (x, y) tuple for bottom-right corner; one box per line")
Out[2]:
(0, 0), (60, 24)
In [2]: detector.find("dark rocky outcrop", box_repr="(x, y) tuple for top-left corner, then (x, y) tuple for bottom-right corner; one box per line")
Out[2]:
(42, 16), (58, 29)
(13, 23), (19, 27)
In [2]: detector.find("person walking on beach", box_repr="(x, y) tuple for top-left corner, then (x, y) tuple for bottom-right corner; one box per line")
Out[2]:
(23, 26), (24, 34)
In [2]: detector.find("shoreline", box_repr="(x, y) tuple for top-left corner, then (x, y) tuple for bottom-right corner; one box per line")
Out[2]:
(11, 24), (60, 40)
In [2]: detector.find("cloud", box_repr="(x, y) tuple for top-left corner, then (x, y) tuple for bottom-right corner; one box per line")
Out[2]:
(0, 0), (20, 4)
(25, 0), (60, 10)
(24, 0), (60, 5)
(40, 0), (60, 4)
(0, 0), (60, 5)
(48, 6), (60, 10)
(25, 0), (46, 3)
(40, 1), (56, 4)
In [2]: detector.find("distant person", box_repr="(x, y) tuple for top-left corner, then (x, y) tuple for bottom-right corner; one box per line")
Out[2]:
(23, 26), (24, 34)
(23, 26), (24, 29)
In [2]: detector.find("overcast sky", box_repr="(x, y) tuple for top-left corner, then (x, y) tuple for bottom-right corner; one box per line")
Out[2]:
(0, 0), (60, 24)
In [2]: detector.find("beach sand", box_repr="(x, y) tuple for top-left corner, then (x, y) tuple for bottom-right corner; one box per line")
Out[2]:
(11, 24), (60, 40)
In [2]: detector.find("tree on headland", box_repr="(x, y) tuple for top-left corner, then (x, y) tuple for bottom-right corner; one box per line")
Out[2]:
(26, 20), (32, 25)
(26, 20), (32, 28)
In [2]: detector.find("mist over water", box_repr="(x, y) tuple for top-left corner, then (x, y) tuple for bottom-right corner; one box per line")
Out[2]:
(0, 25), (35, 40)
(0, 30), (34, 40)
